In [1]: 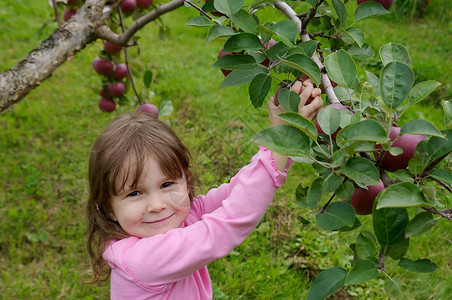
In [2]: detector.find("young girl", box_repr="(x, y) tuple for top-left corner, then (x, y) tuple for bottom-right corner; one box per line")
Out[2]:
(86, 80), (323, 299)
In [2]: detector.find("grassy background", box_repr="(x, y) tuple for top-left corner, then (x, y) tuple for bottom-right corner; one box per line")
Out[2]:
(0, 1), (451, 299)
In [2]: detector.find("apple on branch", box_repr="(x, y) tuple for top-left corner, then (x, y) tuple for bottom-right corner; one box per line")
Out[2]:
(137, 103), (159, 118)
(113, 64), (128, 80)
(107, 82), (126, 97)
(98, 98), (116, 113)
(351, 180), (384, 215)
(120, 0), (137, 13)
(374, 126), (427, 172)
(104, 41), (123, 54)
(357, 0), (394, 10)
(63, 9), (77, 22)
(92, 58), (114, 75)
(137, 0), (153, 9)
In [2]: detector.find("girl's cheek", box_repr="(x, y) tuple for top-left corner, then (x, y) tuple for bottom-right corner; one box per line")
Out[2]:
(168, 191), (190, 207)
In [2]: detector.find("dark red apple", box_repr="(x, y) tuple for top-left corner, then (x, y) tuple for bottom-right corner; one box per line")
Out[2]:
(120, 0), (137, 12)
(314, 103), (350, 141)
(92, 58), (114, 75)
(137, 0), (152, 9)
(99, 98), (116, 112)
(63, 9), (77, 22)
(100, 86), (110, 98)
(357, 0), (393, 10)
(374, 126), (427, 172)
(108, 82), (126, 97)
(351, 180), (384, 215)
(104, 41), (122, 54)
(114, 64), (128, 80)
(137, 103), (159, 118)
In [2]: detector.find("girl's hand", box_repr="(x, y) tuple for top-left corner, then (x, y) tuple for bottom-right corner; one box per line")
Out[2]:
(268, 80), (324, 126)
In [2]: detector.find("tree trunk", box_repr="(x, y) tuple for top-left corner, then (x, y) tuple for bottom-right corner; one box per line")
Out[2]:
(0, 0), (121, 112)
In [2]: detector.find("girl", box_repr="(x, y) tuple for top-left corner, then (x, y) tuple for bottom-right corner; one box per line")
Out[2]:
(86, 80), (323, 299)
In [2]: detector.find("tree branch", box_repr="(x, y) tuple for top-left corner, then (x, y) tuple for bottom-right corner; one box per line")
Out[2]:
(274, 1), (339, 105)
(422, 207), (452, 220)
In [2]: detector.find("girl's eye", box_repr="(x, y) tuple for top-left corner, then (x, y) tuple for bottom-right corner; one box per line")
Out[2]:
(161, 182), (174, 189)
(127, 191), (141, 197)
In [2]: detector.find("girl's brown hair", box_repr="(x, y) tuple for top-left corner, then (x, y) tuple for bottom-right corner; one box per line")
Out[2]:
(86, 112), (194, 282)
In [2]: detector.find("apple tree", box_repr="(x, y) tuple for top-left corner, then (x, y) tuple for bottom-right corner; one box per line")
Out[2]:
(0, 0), (450, 298)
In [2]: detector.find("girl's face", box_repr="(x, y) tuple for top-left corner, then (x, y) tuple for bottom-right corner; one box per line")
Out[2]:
(110, 155), (191, 238)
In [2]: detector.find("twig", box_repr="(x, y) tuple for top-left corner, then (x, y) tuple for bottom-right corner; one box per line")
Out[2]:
(274, 1), (339, 105)
(184, 0), (214, 20)
(117, 7), (142, 105)
(422, 207), (452, 220)
(52, 0), (62, 28)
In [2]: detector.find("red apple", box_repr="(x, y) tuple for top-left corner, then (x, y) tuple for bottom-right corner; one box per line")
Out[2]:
(357, 0), (393, 10)
(92, 58), (114, 75)
(63, 9), (77, 22)
(120, 0), (137, 12)
(314, 103), (350, 141)
(104, 41), (123, 54)
(100, 86), (110, 98)
(137, 103), (159, 118)
(351, 180), (384, 215)
(137, 0), (152, 9)
(114, 64), (128, 80)
(108, 82), (126, 97)
(99, 98), (116, 113)
(374, 126), (427, 172)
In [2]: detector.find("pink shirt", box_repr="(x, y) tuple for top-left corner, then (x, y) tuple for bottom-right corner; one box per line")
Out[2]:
(103, 146), (292, 299)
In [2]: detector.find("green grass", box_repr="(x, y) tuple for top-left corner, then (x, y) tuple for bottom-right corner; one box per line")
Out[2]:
(0, 1), (451, 299)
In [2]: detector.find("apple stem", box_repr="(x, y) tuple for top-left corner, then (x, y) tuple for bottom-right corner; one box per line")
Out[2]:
(118, 7), (142, 105)
(51, 0), (62, 28)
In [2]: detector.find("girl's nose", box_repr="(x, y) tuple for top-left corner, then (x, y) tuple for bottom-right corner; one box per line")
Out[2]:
(146, 194), (167, 213)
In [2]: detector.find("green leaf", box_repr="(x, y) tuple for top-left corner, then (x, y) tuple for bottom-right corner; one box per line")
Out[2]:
(426, 129), (452, 161)
(335, 181), (354, 201)
(251, 125), (310, 156)
(379, 43), (411, 67)
(332, 0), (347, 25)
(341, 156), (380, 186)
(400, 120), (443, 137)
(431, 169), (452, 185)
(405, 212), (436, 237)
(214, 0), (244, 16)
(376, 182), (427, 209)
(157, 99), (173, 116)
(272, 19), (298, 46)
(442, 100), (452, 128)
(317, 202), (356, 230)
(342, 27), (364, 47)
(267, 41), (289, 60)
(331, 150), (348, 168)
(277, 88), (300, 112)
(345, 260), (379, 285)
(380, 61), (414, 109)
(336, 119), (388, 147)
(317, 106), (341, 136)
(277, 112), (318, 140)
(224, 33), (263, 52)
(398, 258), (438, 273)
(280, 54), (321, 86)
(355, 1), (390, 22)
(355, 231), (378, 259)
(213, 54), (257, 71)
(366, 71), (380, 97)
(324, 50), (357, 88)
(185, 16), (211, 27)
(373, 207), (409, 246)
(231, 9), (257, 34)
(143, 70), (153, 89)
(348, 44), (375, 60)
(383, 238), (410, 260)
(307, 177), (324, 208)
(249, 74), (272, 108)
(307, 267), (347, 300)
(407, 80), (441, 105)
(205, 25), (236, 43)
(220, 66), (268, 88)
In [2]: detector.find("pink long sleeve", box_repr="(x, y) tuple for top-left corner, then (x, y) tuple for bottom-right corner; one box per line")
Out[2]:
(103, 146), (293, 299)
